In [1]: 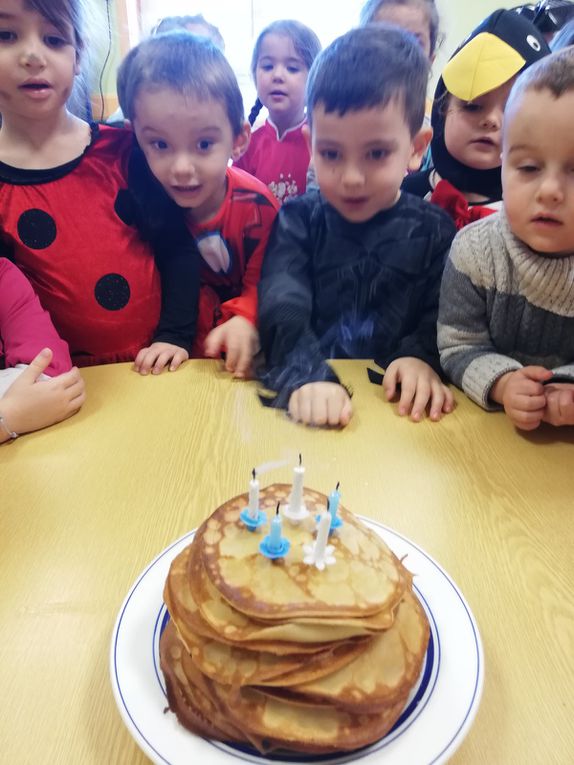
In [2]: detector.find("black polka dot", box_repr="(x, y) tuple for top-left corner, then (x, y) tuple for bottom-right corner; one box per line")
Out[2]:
(17, 209), (57, 249)
(94, 273), (131, 311)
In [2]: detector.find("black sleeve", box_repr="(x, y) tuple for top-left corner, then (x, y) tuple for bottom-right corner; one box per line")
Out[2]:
(127, 142), (199, 353)
(257, 199), (339, 408)
(375, 207), (456, 376)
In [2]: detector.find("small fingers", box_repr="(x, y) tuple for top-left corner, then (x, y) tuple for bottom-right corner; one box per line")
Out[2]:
(167, 349), (188, 372)
(409, 378), (431, 422)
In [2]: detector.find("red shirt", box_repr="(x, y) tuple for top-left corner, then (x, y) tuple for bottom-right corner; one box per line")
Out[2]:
(234, 119), (310, 205)
(0, 125), (161, 366)
(188, 166), (279, 327)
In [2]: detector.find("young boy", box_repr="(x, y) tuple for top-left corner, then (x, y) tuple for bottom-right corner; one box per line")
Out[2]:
(438, 47), (574, 431)
(257, 25), (456, 427)
(117, 33), (280, 378)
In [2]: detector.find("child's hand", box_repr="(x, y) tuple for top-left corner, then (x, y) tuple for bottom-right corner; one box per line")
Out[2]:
(204, 316), (259, 379)
(542, 383), (574, 427)
(134, 342), (189, 375)
(490, 367), (552, 430)
(1, 348), (85, 439)
(383, 357), (454, 421)
(288, 382), (353, 427)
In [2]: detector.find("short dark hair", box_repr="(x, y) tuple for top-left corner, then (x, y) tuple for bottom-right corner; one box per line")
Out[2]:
(117, 32), (244, 135)
(506, 45), (574, 113)
(306, 24), (429, 136)
(359, 0), (441, 57)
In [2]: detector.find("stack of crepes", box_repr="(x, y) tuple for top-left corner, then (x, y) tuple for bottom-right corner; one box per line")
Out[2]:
(160, 483), (429, 754)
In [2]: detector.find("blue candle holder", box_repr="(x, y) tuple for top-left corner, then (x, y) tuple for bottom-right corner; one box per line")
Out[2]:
(240, 507), (267, 531)
(259, 503), (290, 559)
(259, 535), (290, 559)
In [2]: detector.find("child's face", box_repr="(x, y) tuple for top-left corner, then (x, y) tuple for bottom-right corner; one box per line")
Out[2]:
(133, 87), (249, 223)
(255, 33), (308, 127)
(306, 99), (429, 223)
(0, 0), (78, 122)
(502, 88), (574, 257)
(373, 3), (432, 61)
(443, 80), (513, 171)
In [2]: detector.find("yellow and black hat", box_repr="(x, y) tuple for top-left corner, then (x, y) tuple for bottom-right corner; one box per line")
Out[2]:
(431, 9), (550, 200)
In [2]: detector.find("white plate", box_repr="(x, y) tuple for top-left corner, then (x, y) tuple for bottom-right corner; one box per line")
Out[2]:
(110, 519), (483, 765)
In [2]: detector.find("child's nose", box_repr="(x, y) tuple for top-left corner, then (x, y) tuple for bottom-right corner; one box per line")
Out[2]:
(20, 43), (46, 70)
(172, 153), (196, 180)
(271, 66), (285, 82)
(536, 173), (564, 205)
(480, 107), (502, 130)
(341, 163), (365, 188)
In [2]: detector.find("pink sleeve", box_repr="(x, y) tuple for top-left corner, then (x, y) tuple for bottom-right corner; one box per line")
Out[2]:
(0, 259), (72, 375)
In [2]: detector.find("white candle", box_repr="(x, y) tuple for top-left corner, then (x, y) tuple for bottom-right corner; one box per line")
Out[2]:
(314, 512), (331, 561)
(248, 470), (259, 520)
(290, 463), (305, 513)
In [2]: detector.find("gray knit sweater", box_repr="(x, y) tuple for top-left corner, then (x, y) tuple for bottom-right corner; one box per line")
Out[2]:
(438, 210), (574, 409)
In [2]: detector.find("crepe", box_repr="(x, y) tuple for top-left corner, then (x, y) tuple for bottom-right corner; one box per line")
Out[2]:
(160, 483), (429, 754)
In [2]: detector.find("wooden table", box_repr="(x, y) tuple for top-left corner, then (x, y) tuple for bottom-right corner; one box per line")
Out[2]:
(1, 360), (572, 764)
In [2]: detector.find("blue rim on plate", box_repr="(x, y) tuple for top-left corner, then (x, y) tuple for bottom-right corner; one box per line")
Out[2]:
(111, 519), (483, 765)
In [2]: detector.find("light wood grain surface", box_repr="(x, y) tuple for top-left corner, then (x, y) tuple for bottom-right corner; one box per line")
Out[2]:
(1, 360), (573, 764)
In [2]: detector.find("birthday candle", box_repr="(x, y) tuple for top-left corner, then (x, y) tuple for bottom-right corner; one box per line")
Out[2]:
(329, 482), (340, 522)
(268, 504), (283, 553)
(248, 468), (259, 520)
(315, 512), (331, 560)
(290, 453), (305, 512)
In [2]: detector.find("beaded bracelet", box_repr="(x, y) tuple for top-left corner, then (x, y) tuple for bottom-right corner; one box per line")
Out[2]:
(0, 414), (18, 440)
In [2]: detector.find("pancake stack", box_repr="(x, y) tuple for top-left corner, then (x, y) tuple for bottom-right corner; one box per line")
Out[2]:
(160, 483), (429, 754)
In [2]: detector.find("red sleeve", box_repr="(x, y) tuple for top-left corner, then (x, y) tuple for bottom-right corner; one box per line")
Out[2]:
(219, 192), (280, 325)
(430, 179), (497, 231)
(0, 259), (72, 375)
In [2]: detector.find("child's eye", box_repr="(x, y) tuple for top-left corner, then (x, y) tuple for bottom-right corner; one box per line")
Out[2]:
(518, 164), (539, 174)
(197, 139), (214, 152)
(462, 102), (481, 113)
(0, 30), (16, 43)
(45, 35), (68, 48)
(368, 148), (389, 161)
(320, 149), (339, 162)
(259, 64), (273, 72)
(287, 66), (301, 74)
(151, 140), (169, 151)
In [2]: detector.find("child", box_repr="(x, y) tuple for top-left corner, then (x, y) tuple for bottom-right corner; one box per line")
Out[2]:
(117, 33), (280, 378)
(107, 13), (226, 127)
(438, 47), (574, 431)
(402, 9), (550, 229)
(258, 25), (456, 428)
(234, 20), (321, 205)
(0, 0), (189, 369)
(0, 258), (85, 443)
(359, 0), (440, 63)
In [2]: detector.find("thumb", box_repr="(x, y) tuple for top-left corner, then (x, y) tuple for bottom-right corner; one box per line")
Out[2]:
(522, 366), (553, 383)
(21, 348), (53, 381)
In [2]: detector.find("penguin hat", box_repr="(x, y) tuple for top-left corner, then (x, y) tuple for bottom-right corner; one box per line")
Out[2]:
(431, 9), (550, 201)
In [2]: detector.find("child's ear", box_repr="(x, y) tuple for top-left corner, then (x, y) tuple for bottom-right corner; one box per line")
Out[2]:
(407, 126), (432, 172)
(231, 121), (251, 161)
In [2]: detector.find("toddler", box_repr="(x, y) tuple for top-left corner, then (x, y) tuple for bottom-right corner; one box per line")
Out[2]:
(438, 47), (574, 430)
(403, 9), (549, 229)
(235, 20), (321, 204)
(117, 32), (280, 377)
(258, 25), (456, 427)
